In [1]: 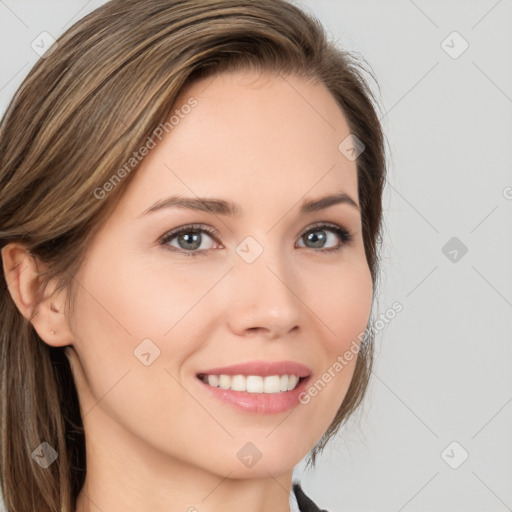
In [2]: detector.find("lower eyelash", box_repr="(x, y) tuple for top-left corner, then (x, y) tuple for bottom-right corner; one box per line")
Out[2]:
(159, 222), (353, 257)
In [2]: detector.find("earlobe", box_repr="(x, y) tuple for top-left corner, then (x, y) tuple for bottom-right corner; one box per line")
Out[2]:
(1, 242), (74, 347)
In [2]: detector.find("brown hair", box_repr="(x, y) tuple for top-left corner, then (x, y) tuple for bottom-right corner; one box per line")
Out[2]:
(0, 0), (386, 510)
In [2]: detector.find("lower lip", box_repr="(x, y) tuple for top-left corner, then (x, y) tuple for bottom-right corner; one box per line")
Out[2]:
(197, 376), (311, 415)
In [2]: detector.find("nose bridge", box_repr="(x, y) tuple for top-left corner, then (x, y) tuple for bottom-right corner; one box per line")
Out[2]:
(227, 233), (302, 336)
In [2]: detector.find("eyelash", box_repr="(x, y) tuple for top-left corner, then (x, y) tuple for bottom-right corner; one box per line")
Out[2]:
(159, 222), (354, 257)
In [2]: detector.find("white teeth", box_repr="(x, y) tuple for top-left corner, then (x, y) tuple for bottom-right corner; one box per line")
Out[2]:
(263, 375), (281, 393)
(231, 375), (246, 392)
(207, 375), (219, 387)
(246, 376), (264, 393)
(219, 375), (231, 390)
(200, 374), (302, 393)
(287, 375), (299, 391)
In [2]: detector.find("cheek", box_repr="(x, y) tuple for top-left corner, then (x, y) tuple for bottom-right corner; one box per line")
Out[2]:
(299, 258), (372, 418)
(67, 259), (205, 449)
(309, 256), (373, 354)
(73, 251), (219, 343)
(67, 253), (223, 401)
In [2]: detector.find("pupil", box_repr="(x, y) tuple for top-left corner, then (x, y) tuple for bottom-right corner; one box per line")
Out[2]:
(179, 232), (201, 250)
(306, 230), (326, 248)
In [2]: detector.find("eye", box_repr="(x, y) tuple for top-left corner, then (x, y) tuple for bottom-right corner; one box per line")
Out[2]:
(159, 224), (221, 257)
(159, 222), (354, 257)
(297, 222), (353, 252)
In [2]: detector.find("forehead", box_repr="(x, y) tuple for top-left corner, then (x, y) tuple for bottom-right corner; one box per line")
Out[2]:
(119, 70), (359, 217)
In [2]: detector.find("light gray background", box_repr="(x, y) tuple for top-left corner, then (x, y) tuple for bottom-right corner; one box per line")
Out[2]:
(1, 1), (511, 511)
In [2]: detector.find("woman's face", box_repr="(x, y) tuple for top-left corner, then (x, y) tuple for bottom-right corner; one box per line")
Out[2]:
(65, 69), (373, 478)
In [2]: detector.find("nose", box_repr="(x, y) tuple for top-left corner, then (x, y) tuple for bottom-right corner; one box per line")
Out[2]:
(225, 243), (303, 340)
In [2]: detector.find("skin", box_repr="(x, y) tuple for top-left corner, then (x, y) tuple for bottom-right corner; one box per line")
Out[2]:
(2, 69), (373, 512)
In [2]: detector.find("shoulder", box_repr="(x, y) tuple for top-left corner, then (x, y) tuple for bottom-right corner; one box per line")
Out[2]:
(292, 481), (330, 512)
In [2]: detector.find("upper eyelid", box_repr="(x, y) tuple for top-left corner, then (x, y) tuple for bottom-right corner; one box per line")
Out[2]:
(161, 223), (220, 241)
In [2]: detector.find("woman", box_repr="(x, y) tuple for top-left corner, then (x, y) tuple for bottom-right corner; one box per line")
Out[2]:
(0, 0), (386, 510)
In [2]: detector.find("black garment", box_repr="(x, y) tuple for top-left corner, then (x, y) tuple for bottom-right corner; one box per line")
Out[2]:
(292, 482), (329, 512)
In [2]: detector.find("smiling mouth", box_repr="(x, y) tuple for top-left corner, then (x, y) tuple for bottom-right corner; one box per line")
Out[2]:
(197, 373), (307, 394)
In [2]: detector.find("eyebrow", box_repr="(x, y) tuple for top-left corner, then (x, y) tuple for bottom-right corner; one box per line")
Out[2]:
(139, 191), (360, 217)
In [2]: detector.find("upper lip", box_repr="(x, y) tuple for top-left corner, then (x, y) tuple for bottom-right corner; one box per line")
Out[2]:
(197, 360), (312, 378)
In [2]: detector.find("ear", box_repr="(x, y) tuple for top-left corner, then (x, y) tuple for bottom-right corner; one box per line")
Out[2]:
(1, 242), (75, 347)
